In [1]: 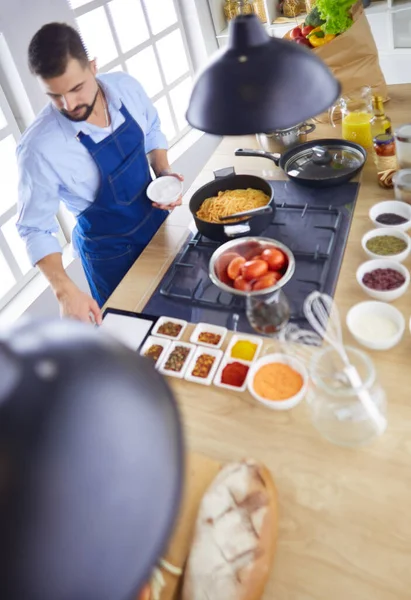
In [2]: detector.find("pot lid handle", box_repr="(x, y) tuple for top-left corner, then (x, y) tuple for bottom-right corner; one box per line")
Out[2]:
(311, 146), (332, 166)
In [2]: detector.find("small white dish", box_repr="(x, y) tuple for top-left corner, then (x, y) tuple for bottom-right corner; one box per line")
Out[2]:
(185, 346), (223, 386)
(213, 357), (251, 393)
(224, 334), (263, 364)
(139, 335), (171, 368)
(151, 316), (187, 341)
(190, 323), (227, 349)
(346, 301), (405, 351)
(247, 353), (308, 411)
(356, 258), (410, 302)
(147, 176), (183, 206)
(369, 200), (411, 232)
(158, 341), (196, 379)
(361, 228), (411, 262)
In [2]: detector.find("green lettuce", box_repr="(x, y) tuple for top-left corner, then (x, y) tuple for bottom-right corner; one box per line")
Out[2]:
(316, 0), (357, 35)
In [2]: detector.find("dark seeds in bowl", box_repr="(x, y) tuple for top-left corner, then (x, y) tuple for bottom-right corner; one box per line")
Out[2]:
(362, 268), (405, 291)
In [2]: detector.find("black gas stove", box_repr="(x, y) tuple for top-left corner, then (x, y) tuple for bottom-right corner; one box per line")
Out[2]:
(143, 179), (360, 333)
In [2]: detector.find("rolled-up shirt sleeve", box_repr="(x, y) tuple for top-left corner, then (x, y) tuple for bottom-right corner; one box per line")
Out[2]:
(130, 79), (168, 153)
(16, 143), (62, 266)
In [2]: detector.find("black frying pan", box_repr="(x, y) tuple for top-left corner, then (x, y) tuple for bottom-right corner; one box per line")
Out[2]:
(235, 139), (367, 188)
(189, 167), (275, 242)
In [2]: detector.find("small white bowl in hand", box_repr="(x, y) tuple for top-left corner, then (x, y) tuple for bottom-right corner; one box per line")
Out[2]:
(361, 228), (411, 262)
(247, 353), (309, 411)
(147, 175), (183, 206)
(369, 200), (411, 232)
(356, 258), (410, 302)
(346, 301), (405, 351)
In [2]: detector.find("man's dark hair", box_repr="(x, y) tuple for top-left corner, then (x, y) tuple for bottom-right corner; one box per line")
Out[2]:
(28, 22), (89, 78)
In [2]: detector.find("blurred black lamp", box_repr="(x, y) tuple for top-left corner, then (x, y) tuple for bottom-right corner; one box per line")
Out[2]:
(186, 14), (341, 135)
(0, 320), (184, 600)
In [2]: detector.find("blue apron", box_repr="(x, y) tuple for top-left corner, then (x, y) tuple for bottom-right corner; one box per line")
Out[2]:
(72, 103), (167, 307)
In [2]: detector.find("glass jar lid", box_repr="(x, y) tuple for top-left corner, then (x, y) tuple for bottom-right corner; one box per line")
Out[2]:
(374, 133), (394, 146)
(395, 124), (411, 143)
(284, 143), (365, 181)
(392, 169), (411, 191)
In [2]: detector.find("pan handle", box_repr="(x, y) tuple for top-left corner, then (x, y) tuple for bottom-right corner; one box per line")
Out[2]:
(235, 148), (281, 166)
(219, 205), (273, 221)
(213, 166), (235, 179)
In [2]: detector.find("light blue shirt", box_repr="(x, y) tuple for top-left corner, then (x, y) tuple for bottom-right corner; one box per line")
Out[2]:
(16, 72), (168, 266)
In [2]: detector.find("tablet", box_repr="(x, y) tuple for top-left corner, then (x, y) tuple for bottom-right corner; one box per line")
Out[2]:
(100, 308), (159, 352)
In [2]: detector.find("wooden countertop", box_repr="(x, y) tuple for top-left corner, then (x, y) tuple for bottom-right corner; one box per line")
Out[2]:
(107, 84), (411, 600)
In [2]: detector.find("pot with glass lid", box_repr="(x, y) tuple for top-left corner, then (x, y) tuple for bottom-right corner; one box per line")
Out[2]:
(235, 139), (367, 188)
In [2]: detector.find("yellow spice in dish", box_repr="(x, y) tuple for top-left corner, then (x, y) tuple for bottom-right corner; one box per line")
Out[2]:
(253, 363), (303, 401)
(231, 340), (257, 361)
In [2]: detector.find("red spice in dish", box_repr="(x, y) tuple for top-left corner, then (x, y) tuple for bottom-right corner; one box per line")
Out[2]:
(221, 362), (249, 387)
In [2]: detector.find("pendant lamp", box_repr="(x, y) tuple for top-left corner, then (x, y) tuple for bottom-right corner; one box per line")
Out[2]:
(186, 14), (341, 135)
(0, 319), (183, 600)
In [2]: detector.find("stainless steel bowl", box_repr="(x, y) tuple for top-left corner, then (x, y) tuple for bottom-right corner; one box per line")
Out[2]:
(256, 122), (316, 154)
(209, 237), (295, 297)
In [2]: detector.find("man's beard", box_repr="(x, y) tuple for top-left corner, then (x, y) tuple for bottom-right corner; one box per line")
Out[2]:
(60, 88), (100, 122)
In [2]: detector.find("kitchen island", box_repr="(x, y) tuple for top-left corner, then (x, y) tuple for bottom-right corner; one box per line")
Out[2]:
(107, 84), (411, 600)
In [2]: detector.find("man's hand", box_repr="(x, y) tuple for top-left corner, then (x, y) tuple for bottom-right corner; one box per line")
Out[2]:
(152, 172), (184, 210)
(57, 281), (102, 325)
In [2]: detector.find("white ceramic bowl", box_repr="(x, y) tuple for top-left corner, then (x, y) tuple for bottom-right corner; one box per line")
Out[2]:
(369, 200), (411, 232)
(361, 227), (411, 262)
(139, 335), (171, 368)
(224, 334), (263, 364)
(157, 341), (196, 379)
(151, 316), (187, 340)
(185, 346), (223, 386)
(247, 353), (309, 411)
(213, 357), (250, 393)
(356, 258), (410, 302)
(346, 301), (405, 350)
(190, 323), (227, 349)
(147, 175), (183, 206)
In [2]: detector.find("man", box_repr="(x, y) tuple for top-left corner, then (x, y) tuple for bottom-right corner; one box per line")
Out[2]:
(17, 23), (183, 324)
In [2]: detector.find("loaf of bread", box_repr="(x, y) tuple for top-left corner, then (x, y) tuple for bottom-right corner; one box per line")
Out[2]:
(181, 460), (278, 600)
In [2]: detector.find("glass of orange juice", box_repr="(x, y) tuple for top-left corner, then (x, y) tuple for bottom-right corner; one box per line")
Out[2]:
(330, 86), (373, 149)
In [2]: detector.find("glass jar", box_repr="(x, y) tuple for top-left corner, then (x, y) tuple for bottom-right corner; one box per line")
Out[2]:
(246, 289), (290, 335)
(394, 124), (411, 168)
(252, 0), (267, 22)
(393, 169), (411, 204)
(373, 133), (397, 189)
(224, 0), (253, 21)
(307, 346), (387, 448)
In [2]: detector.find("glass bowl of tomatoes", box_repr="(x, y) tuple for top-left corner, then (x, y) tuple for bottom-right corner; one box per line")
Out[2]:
(209, 237), (296, 334)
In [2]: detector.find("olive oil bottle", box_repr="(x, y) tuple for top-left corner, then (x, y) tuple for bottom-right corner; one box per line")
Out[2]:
(371, 95), (392, 138)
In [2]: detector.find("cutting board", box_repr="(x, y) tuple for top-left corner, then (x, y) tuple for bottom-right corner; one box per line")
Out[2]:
(154, 452), (222, 600)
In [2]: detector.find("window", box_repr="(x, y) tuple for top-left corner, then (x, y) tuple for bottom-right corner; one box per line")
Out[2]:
(0, 84), (67, 311)
(69, 0), (194, 146)
(0, 86), (37, 309)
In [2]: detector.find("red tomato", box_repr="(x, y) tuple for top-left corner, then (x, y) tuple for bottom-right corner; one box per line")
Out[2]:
(301, 25), (314, 37)
(215, 252), (241, 285)
(252, 272), (282, 291)
(227, 256), (246, 280)
(241, 259), (269, 281)
(290, 26), (302, 39)
(234, 276), (253, 292)
(249, 254), (262, 261)
(261, 248), (287, 271)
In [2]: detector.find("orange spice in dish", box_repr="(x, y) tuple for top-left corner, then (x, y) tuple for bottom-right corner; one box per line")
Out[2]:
(253, 363), (303, 401)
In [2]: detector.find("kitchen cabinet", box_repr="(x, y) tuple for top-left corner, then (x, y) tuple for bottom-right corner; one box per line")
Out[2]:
(206, 0), (411, 84)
